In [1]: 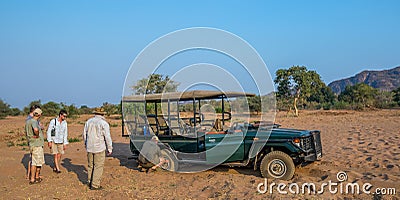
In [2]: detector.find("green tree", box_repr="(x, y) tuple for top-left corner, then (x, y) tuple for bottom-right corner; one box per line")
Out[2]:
(79, 105), (93, 114)
(132, 74), (180, 95)
(338, 83), (378, 109)
(247, 95), (261, 114)
(393, 87), (400, 106)
(308, 85), (336, 105)
(274, 66), (327, 116)
(42, 101), (61, 116)
(0, 99), (22, 119)
(61, 103), (80, 118)
(102, 102), (120, 116)
(23, 100), (42, 115)
(0, 99), (11, 119)
(9, 108), (22, 116)
(374, 90), (396, 109)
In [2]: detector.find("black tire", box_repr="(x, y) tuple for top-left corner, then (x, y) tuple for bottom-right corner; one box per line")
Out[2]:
(160, 149), (178, 171)
(260, 151), (295, 180)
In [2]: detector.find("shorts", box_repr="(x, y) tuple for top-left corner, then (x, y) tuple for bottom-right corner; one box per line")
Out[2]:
(50, 143), (65, 155)
(30, 146), (45, 167)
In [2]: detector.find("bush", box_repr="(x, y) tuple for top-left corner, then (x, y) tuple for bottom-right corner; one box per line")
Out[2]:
(68, 137), (81, 143)
(79, 105), (93, 115)
(304, 101), (320, 110)
(331, 101), (351, 110)
(61, 103), (79, 119)
(0, 100), (10, 119)
(42, 101), (61, 116)
(321, 103), (332, 110)
(0, 99), (22, 119)
(214, 107), (223, 113)
(23, 100), (42, 115)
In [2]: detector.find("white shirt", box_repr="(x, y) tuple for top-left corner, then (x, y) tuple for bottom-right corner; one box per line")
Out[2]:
(83, 115), (113, 153)
(46, 117), (69, 144)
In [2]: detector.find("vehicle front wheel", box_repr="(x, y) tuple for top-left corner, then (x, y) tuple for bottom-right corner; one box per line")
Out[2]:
(260, 151), (295, 180)
(160, 149), (178, 172)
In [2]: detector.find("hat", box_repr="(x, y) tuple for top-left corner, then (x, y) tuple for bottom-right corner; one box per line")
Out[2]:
(151, 135), (159, 141)
(93, 107), (107, 115)
(33, 108), (42, 115)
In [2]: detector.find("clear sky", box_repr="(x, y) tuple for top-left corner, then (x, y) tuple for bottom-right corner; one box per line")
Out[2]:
(0, 0), (399, 109)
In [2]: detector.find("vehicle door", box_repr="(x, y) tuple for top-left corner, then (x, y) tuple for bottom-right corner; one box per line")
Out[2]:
(204, 131), (245, 164)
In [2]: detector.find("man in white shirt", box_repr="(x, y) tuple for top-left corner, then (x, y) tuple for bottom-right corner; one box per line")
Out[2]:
(47, 109), (69, 173)
(83, 107), (113, 190)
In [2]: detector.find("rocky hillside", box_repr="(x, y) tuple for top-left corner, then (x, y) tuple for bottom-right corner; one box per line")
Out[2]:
(328, 66), (400, 94)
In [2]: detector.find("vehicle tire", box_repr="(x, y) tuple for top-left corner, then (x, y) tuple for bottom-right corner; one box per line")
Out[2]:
(260, 151), (295, 180)
(160, 149), (178, 171)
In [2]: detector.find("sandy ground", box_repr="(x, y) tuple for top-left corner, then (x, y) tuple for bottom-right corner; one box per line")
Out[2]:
(0, 110), (399, 199)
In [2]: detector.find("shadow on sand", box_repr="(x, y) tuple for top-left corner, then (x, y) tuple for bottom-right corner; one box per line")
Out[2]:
(110, 142), (140, 171)
(211, 165), (261, 177)
(21, 153), (57, 173)
(62, 158), (87, 184)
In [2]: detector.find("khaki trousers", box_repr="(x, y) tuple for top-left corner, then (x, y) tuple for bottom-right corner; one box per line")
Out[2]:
(87, 151), (105, 188)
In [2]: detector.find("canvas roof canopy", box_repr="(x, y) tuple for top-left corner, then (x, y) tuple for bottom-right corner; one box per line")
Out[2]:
(122, 90), (255, 102)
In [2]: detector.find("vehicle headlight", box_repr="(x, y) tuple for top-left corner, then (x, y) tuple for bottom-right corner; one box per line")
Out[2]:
(293, 138), (301, 147)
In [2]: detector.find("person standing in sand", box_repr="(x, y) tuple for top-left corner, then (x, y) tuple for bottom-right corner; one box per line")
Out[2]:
(83, 107), (113, 190)
(25, 108), (45, 184)
(47, 109), (69, 173)
(25, 104), (42, 179)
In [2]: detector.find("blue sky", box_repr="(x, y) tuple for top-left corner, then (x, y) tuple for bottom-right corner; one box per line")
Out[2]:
(0, 0), (399, 109)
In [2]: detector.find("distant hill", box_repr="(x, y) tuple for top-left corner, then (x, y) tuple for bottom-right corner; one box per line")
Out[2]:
(328, 66), (400, 94)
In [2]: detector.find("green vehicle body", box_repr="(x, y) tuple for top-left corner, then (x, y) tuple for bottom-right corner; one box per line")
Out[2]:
(122, 90), (322, 180)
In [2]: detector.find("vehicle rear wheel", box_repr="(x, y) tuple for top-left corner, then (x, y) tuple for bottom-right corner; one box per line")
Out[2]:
(260, 151), (295, 180)
(160, 149), (178, 171)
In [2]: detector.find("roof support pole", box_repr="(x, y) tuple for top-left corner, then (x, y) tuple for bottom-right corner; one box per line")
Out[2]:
(222, 96), (225, 126)
(167, 99), (171, 133)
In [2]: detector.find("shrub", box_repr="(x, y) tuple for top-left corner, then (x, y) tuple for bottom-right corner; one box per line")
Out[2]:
(331, 101), (351, 110)
(68, 137), (81, 143)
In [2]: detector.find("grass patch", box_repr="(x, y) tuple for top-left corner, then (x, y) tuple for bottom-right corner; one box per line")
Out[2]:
(6, 141), (14, 147)
(110, 123), (119, 127)
(68, 137), (81, 143)
(17, 142), (28, 146)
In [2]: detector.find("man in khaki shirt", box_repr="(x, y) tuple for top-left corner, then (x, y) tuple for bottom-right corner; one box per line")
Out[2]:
(25, 108), (44, 184)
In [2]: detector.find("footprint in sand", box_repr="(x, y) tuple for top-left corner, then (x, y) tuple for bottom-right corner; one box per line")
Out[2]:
(362, 172), (376, 180)
(386, 164), (394, 169)
(378, 173), (389, 181)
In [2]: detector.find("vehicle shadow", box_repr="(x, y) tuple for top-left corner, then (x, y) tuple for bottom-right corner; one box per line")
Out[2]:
(110, 142), (140, 171)
(211, 165), (262, 177)
(61, 158), (87, 184)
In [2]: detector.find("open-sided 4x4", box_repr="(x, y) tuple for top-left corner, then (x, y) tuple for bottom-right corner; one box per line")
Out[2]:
(122, 90), (322, 180)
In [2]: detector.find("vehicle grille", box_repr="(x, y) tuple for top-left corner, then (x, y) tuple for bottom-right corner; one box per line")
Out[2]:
(300, 136), (313, 151)
(300, 131), (323, 160)
(313, 131), (323, 159)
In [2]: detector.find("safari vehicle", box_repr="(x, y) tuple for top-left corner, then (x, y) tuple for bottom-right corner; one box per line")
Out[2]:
(122, 90), (322, 180)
